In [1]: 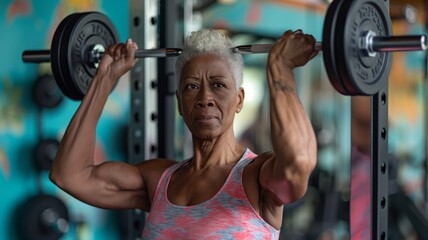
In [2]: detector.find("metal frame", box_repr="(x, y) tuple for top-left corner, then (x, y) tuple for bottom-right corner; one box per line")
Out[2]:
(424, 0), (428, 217)
(371, 83), (389, 240)
(126, 0), (178, 238)
(158, 0), (179, 158)
(371, 2), (389, 239)
(126, 0), (159, 239)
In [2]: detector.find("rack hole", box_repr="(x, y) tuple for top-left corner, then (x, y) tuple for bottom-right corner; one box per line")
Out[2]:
(133, 17), (140, 27)
(381, 197), (386, 209)
(381, 162), (386, 175)
(381, 92), (387, 105)
(381, 128), (387, 140)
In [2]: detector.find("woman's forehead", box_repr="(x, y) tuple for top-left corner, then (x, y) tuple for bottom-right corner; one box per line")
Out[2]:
(183, 54), (231, 73)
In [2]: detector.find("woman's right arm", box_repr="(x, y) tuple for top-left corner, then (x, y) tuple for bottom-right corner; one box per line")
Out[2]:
(49, 39), (152, 210)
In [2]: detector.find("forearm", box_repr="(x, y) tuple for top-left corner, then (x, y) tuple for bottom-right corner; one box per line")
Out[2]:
(50, 73), (112, 187)
(265, 63), (317, 197)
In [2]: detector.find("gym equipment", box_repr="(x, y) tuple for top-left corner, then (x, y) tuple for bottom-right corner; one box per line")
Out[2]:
(15, 194), (69, 240)
(22, 1), (427, 98)
(23, 12), (181, 100)
(33, 75), (63, 108)
(34, 138), (60, 171)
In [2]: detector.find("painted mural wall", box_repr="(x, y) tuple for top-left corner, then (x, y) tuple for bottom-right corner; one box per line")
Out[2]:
(0, 1), (130, 239)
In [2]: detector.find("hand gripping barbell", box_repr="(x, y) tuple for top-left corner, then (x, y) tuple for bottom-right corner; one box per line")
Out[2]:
(22, 0), (427, 99)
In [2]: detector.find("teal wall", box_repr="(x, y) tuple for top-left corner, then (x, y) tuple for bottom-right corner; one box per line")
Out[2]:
(0, 1), (130, 239)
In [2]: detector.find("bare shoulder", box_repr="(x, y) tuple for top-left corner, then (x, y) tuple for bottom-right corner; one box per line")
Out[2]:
(136, 159), (177, 185)
(243, 151), (275, 187)
(136, 159), (178, 204)
(246, 151), (275, 170)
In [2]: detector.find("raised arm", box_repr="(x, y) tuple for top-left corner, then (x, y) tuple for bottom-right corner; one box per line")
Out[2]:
(259, 30), (318, 204)
(50, 39), (150, 210)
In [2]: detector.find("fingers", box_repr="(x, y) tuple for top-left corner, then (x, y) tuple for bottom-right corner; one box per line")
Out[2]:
(125, 38), (138, 62)
(293, 29), (303, 34)
(270, 30), (318, 68)
(287, 30), (317, 51)
(105, 38), (138, 61)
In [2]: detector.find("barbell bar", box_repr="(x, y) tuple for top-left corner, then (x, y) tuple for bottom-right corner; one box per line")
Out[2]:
(23, 31), (428, 63)
(23, 34), (427, 63)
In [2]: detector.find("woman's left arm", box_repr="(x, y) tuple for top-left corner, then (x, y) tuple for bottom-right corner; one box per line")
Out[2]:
(259, 30), (318, 205)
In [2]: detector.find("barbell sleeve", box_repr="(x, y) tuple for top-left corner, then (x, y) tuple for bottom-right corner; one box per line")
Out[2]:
(22, 50), (51, 63)
(371, 35), (428, 52)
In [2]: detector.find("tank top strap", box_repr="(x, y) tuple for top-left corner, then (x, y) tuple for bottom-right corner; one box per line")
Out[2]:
(228, 148), (258, 185)
(151, 160), (189, 208)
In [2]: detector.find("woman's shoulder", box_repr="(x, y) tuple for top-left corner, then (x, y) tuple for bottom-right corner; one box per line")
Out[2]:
(250, 151), (275, 164)
(135, 159), (180, 201)
(136, 158), (178, 173)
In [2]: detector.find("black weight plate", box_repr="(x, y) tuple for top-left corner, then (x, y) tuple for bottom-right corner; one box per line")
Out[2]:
(34, 138), (59, 171)
(335, 0), (392, 95)
(51, 13), (81, 100)
(322, 0), (348, 95)
(62, 12), (119, 100)
(33, 75), (63, 108)
(15, 194), (69, 240)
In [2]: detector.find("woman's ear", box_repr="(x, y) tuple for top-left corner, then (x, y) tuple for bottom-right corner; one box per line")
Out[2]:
(236, 87), (244, 113)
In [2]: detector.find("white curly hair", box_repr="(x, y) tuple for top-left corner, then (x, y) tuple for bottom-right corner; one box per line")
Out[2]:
(175, 28), (244, 90)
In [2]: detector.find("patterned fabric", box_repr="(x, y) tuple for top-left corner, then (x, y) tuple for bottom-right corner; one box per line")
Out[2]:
(142, 149), (280, 239)
(350, 146), (371, 240)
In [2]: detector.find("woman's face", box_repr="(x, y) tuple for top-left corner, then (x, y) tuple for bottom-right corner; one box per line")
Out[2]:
(176, 54), (244, 140)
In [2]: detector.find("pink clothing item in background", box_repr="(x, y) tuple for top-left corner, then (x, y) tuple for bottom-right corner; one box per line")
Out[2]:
(350, 146), (371, 240)
(142, 149), (280, 239)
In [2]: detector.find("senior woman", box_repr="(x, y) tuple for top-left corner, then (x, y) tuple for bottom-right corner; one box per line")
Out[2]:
(50, 28), (318, 239)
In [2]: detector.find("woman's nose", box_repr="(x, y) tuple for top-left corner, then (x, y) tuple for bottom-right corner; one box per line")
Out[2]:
(196, 86), (215, 108)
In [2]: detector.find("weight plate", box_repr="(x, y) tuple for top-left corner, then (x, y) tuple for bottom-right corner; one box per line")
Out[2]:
(51, 13), (81, 100)
(335, 0), (392, 95)
(33, 75), (63, 108)
(322, 0), (347, 95)
(62, 12), (119, 100)
(34, 138), (60, 171)
(15, 194), (69, 240)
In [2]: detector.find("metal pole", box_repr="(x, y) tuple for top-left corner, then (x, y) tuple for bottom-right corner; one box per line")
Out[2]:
(424, 0), (428, 217)
(126, 0), (159, 238)
(158, 0), (179, 159)
(371, 83), (389, 240)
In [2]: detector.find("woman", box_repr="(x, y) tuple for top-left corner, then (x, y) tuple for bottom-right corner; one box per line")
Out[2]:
(50, 28), (318, 239)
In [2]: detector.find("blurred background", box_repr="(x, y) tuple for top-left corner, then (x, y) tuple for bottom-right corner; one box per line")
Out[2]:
(0, 0), (427, 239)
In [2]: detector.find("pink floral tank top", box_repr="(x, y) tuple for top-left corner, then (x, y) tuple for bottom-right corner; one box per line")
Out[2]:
(142, 149), (280, 239)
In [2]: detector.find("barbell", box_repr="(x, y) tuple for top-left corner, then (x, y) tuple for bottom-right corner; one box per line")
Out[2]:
(22, 0), (427, 99)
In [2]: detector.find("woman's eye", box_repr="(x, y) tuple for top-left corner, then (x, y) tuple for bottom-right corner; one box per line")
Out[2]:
(213, 82), (226, 88)
(185, 83), (198, 89)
